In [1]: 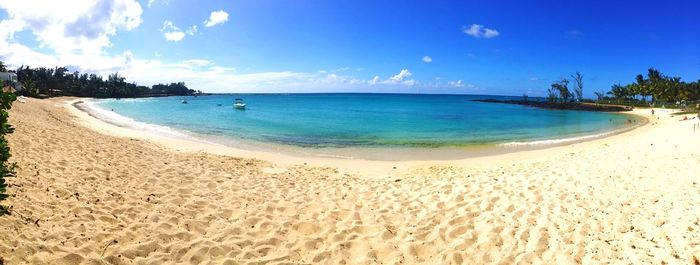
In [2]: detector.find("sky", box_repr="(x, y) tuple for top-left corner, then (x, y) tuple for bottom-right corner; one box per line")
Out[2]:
(0, 0), (698, 96)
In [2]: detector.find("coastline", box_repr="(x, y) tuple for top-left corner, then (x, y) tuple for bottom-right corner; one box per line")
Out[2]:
(71, 97), (649, 175)
(3, 97), (700, 264)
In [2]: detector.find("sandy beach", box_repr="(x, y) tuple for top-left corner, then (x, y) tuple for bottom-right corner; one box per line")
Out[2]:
(1, 97), (699, 264)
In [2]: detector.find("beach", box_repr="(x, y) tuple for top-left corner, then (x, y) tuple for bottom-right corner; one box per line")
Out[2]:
(1, 97), (699, 264)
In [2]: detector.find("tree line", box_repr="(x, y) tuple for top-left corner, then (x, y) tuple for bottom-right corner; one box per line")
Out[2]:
(1, 61), (200, 98)
(543, 69), (699, 105)
(597, 68), (700, 103)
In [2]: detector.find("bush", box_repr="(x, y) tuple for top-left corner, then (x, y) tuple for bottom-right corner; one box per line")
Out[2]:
(0, 80), (17, 216)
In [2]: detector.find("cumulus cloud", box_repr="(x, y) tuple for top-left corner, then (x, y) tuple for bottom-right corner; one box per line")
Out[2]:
(161, 20), (185, 41)
(161, 21), (197, 41)
(389, 69), (412, 82)
(463, 24), (499, 39)
(0, 0), (142, 55)
(204, 10), (229, 27)
(422, 56), (432, 63)
(364, 69), (417, 86)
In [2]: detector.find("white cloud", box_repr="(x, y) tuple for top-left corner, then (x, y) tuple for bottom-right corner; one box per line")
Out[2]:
(161, 21), (197, 41)
(0, 0), (143, 55)
(389, 69), (412, 82)
(448, 80), (464, 88)
(462, 24), (499, 39)
(164, 31), (184, 41)
(147, 0), (171, 8)
(161, 20), (184, 41)
(422, 56), (432, 63)
(204, 10), (229, 27)
(182, 59), (211, 67)
(365, 69), (417, 86)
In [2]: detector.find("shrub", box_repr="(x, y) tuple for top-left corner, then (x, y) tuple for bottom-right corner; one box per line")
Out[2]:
(0, 80), (17, 216)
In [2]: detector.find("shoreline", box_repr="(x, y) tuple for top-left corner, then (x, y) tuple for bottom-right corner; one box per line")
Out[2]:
(69, 97), (651, 175)
(4, 97), (700, 264)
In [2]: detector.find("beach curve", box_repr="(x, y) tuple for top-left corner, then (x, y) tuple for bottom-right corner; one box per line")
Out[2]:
(1, 97), (699, 264)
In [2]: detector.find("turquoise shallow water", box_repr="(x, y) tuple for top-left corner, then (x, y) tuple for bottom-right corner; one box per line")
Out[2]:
(93, 94), (636, 148)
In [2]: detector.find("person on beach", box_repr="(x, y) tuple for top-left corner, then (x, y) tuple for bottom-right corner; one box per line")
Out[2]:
(651, 109), (655, 116)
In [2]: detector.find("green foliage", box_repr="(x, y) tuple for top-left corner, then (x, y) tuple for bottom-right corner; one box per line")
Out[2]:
(602, 68), (700, 104)
(0, 79), (16, 216)
(13, 63), (200, 98)
(549, 78), (572, 103)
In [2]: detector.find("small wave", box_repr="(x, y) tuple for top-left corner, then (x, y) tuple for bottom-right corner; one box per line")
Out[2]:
(80, 99), (196, 141)
(498, 128), (629, 147)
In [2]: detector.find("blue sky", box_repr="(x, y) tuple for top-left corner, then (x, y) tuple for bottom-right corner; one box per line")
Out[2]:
(0, 0), (698, 96)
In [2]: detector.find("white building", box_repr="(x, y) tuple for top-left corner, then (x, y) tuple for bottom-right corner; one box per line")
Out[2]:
(0, 72), (21, 92)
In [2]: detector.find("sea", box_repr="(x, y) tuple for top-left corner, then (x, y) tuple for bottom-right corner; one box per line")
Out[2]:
(86, 93), (640, 160)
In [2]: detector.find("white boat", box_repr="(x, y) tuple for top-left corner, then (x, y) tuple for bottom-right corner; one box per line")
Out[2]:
(181, 99), (188, 104)
(234, 98), (246, 109)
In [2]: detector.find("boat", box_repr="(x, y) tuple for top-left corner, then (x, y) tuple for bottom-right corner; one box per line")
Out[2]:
(181, 99), (188, 104)
(234, 98), (246, 109)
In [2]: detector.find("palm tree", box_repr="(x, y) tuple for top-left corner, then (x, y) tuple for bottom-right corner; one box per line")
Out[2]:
(647, 68), (663, 102)
(635, 74), (650, 102)
(607, 84), (626, 99)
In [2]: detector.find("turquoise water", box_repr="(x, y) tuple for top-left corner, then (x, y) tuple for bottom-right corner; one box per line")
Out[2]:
(92, 94), (635, 148)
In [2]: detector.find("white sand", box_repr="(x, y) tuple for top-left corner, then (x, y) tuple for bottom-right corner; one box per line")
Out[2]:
(1, 97), (699, 264)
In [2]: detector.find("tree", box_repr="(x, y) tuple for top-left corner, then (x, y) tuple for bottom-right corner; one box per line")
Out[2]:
(647, 68), (663, 102)
(635, 74), (650, 102)
(546, 88), (557, 102)
(570, 72), (584, 102)
(607, 84), (626, 99)
(550, 78), (571, 102)
(594, 91), (606, 100)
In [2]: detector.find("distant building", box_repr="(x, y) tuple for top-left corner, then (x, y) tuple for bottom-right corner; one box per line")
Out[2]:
(0, 72), (21, 92)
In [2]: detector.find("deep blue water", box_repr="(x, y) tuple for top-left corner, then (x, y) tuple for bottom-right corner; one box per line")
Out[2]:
(93, 94), (635, 148)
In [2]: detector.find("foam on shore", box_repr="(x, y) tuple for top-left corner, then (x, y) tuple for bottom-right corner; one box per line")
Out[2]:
(499, 123), (643, 147)
(76, 99), (198, 142)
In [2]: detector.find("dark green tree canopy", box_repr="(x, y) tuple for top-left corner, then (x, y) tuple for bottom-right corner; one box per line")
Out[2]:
(8, 62), (199, 98)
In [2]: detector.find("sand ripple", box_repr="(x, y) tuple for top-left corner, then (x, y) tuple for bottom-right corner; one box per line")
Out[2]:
(1, 99), (699, 264)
